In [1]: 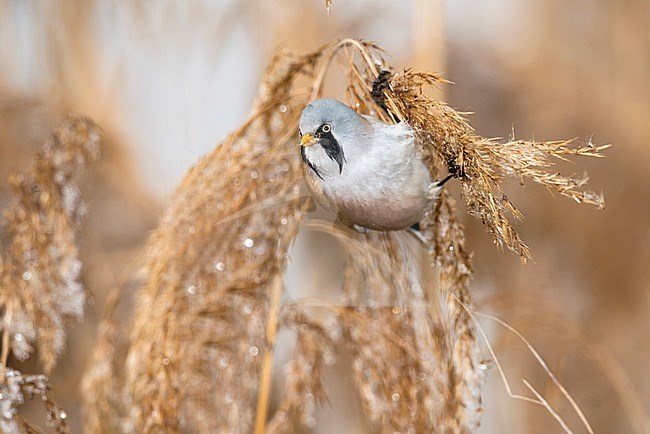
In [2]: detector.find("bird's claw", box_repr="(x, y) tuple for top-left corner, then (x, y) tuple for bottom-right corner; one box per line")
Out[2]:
(371, 70), (392, 112)
(446, 157), (462, 178)
(434, 157), (464, 188)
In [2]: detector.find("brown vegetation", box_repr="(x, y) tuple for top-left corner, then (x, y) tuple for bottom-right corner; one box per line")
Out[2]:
(2, 2), (647, 432)
(78, 39), (604, 433)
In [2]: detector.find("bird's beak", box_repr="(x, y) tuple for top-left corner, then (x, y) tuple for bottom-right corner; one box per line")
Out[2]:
(300, 134), (317, 147)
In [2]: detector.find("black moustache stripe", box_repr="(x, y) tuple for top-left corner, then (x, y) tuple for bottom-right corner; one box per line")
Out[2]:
(319, 131), (345, 174)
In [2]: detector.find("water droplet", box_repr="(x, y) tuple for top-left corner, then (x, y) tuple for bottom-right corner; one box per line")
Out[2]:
(278, 104), (287, 113)
(479, 359), (492, 370)
(219, 357), (229, 368)
(242, 304), (253, 315)
(224, 392), (234, 404)
(162, 358), (170, 366)
(23, 251), (31, 260)
(22, 271), (32, 281)
(391, 392), (400, 402)
(14, 333), (23, 342)
(216, 202), (225, 211)
(418, 372), (427, 381)
(186, 285), (197, 295)
(60, 411), (67, 420)
(250, 171), (258, 179)
(280, 218), (288, 225)
(249, 346), (259, 356)
(214, 261), (225, 271)
(449, 245), (454, 251)
(392, 306), (401, 315)
(244, 238), (254, 248)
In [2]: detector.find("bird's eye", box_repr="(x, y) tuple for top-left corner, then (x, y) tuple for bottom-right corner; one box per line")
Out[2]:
(321, 123), (331, 133)
(299, 129), (303, 138)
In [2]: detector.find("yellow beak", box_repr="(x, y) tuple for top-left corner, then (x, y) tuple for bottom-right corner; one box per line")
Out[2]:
(300, 134), (317, 147)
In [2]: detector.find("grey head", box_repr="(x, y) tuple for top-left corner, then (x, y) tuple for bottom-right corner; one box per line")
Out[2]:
(299, 99), (370, 178)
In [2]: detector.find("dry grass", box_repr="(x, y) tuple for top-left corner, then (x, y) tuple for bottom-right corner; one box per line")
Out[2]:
(350, 64), (607, 261)
(83, 47), (316, 433)
(0, 116), (101, 433)
(75, 39), (608, 434)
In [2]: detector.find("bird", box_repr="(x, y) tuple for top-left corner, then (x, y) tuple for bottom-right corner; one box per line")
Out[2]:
(298, 98), (453, 234)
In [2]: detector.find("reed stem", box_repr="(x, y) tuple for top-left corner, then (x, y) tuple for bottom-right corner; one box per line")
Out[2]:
(254, 274), (283, 434)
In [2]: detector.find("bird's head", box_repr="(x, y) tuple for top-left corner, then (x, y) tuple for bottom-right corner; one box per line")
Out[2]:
(298, 99), (368, 178)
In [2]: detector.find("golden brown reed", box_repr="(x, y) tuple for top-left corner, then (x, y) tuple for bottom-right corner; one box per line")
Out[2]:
(83, 49), (316, 433)
(265, 302), (334, 433)
(83, 39), (606, 433)
(383, 71), (608, 261)
(0, 116), (101, 433)
(338, 231), (452, 432)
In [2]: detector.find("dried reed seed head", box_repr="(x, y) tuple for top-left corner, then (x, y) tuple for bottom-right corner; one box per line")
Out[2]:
(119, 42), (322, 433)
(316, 229), (441, 432)
(266, 308), (334, 433)
(0, 368), (70, 434)
(1, 115), (100, 373)
(381, 69), (607, 261)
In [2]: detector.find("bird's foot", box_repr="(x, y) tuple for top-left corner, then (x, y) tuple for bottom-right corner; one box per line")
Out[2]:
(432, 156), (464, 190)
(371, 70), (392, 112)
(446, 156), (463, 179)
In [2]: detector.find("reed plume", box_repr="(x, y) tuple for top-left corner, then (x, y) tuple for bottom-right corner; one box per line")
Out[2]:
(0, 115), (101, 433)
(84, 39), (606, 433)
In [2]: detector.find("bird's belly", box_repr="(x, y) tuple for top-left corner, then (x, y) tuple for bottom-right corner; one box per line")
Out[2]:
(335, 192), (431, 231)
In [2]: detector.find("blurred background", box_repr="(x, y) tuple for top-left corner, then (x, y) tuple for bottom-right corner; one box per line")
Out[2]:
(0, 0), (648, 432)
